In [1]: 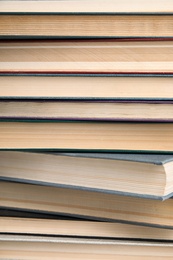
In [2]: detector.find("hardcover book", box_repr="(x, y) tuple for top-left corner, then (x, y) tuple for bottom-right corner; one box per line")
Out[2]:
(1, 151), (173, 200)
(1, 235), (173, 260)
(2, 100), (173, 122)
(0, 121), (173, 152)
(1, 180), (173, 228)
(1, 0), (173, 38)
(1, 40), (173, 73)
(2, 215), (173, 240)
(1, 75), (173, 100)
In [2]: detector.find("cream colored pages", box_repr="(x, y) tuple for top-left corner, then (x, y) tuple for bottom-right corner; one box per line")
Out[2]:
(1, 41), (173, 73)
(0, 122), (173, 151)
(1, 0), (173, 13)
(0, 15), (173, 37)
(1, 76), (173, 99)
(1, 181), (173, 227)
(1, 217), (173, 240)
(1, 102), (173, 121)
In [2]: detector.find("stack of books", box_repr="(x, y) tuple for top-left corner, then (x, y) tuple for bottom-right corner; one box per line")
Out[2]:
(1, 0), (173, 259)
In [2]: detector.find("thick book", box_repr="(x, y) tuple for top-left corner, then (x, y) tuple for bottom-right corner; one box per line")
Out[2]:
(0, 121), (173, 152)
(1, 151), (173, 200)
(1, 40), (173, 73)
(2, 215), (173, 241)
(1, 75), (173, 100)
(1, 235), (173, 260)
(2, 100), (173, 122)
(1, 180), (173, 228)
(1, 0), (173, 38)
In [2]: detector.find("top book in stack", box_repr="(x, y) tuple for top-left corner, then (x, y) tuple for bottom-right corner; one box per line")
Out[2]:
(0, 0), (173, 38)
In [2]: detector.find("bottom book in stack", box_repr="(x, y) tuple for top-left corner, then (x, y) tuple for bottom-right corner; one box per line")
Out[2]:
(2, 235), (173, 260)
